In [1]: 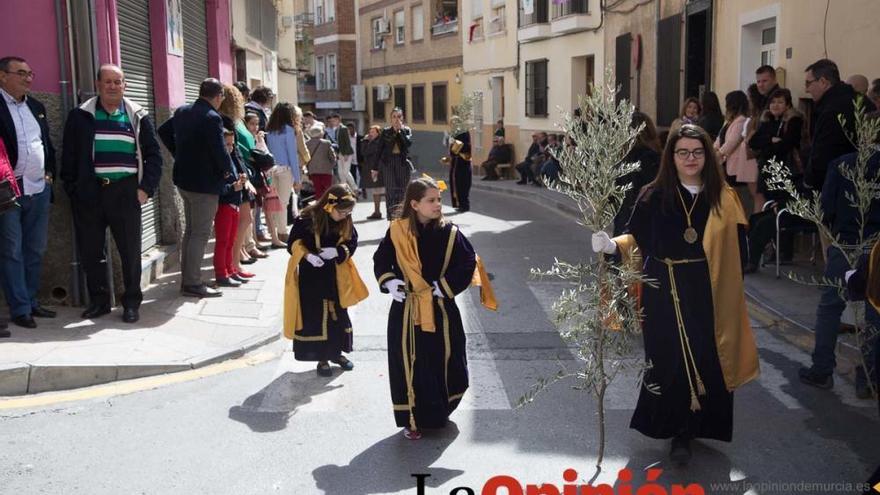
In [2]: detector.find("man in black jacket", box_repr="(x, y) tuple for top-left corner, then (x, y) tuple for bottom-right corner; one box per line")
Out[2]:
(158, 78), (234, 298)
(0, 56), (57, 331)
(804, 58), (875, 190)
(61, 64), (162, 323)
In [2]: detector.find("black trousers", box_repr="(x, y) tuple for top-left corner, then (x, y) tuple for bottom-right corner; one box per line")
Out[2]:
(72, 175), (143, 309)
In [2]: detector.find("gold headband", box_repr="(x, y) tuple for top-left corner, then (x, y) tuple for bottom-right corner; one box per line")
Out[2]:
(323, 192), (356, 213)
(420, 173), (448, 192)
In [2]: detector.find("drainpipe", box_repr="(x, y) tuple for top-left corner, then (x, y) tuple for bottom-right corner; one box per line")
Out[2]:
(55, 0), (84, 306)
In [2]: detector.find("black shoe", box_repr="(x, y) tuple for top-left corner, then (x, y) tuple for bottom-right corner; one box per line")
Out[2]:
(181, 285), (223, 298)
(240, 258), (257, 265)
(122, 307), (139, 324)
(855, 365), (875, 399)
(12, 315), (36, 329)
(230, 274), (249, 283)
(798, 366), (834, 389)
(515, 179), (527, 185)
(481, 176), (498, 181)
(317, 362), (333, 377)
(669, 436), (692, 465)
(31, 305), (57, 318)
(332, 356), (354, 371)
(81, 304), (111, 319)
(743, 263), (759, 274)
(215, 277), (242, 288)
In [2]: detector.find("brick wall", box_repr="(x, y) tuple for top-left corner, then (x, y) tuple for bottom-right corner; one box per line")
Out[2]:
(314, 40), (357, 101)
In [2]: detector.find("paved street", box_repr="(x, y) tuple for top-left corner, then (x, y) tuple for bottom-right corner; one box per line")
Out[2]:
(0, 189), (877, 495)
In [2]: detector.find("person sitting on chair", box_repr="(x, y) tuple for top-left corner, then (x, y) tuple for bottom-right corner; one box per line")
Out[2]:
(480, 135), (512, 181)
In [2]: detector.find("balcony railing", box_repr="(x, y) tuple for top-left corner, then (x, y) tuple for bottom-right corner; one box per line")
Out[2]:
(295, 13), (315, 26)
(551, 0), (589, 19)
(431, 17), (459, 36)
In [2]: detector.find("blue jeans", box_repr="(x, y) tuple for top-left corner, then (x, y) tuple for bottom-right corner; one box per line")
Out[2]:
(0, 187), (51, 318)
(812, 246), (880, 380)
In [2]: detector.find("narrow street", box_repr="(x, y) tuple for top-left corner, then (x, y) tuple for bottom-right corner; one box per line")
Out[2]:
(0, 190), (876, 494)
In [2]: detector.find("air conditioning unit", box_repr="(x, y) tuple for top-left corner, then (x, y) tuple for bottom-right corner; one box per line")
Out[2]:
(352, 85), (366, 111)
(377, 84), (392, 101)
(377, 18), (391, 34)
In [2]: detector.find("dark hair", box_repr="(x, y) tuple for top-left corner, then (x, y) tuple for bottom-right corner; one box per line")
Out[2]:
(768, 87), (793, 108)
(700, 91), (722, 117)
(496, 119), (504, 125)
(724, 90), (749, 121)
(755, 65), (776, 77)
(679, 97), (702, 119)
(96, 64), (124, 81)
(266, 102), (296, 133)
(303, 111), (316, 119)
(631, 111), (661, 153)
(234, 81), (250, 100)
(199, 78), (224, 99)
(250, 86), (275, 104)
(0, 56), (26, 72)
(301, 183), (356, 243)
(244, 112), (260, 124)
(805, 58), (841, 85)
(747, 83), (763, 116)
(398, 177), (447, 232)
(223, 128), (235, 137)
(329, 113), (341, 120)
(391, 107), (404, 117)
(649, 124), (725, 212)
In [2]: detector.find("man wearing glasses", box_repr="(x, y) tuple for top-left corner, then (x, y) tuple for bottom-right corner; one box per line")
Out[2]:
(0, 56), (57, 331)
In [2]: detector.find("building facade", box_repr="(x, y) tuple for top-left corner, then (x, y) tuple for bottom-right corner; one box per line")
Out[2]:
(231, 0), (297, 103)
(461, 0), (520, 165)
(515, 0), (604, 155)
(312, 0), (362, 125)
(358, 0), (463, 170)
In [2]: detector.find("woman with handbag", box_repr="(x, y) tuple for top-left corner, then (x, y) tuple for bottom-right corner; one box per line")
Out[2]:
(283, 184), (367, 376)
(266, 103), (310, 248)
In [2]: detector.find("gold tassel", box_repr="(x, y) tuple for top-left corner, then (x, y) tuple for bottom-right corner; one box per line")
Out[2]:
(696, 376), (706, 396)
(690, 392), (701, 412)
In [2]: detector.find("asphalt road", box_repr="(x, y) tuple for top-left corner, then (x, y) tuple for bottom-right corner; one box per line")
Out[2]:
(0, 189), (877, 495)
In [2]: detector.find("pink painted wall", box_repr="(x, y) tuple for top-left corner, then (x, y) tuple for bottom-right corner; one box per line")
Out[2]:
(207, 0), (234, 83)
(0, 0), (62, 94)
(148, 0), (186, 108)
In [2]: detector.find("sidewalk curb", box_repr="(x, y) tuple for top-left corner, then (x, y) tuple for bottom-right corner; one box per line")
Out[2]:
(0, 329), (281, 396)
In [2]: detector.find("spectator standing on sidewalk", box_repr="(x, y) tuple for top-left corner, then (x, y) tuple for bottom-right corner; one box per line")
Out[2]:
(715, 91), (752, 187)
(670, 97), (701, 136)
(305, 125), (336, 199)
(61, 64), (162, 324)
(327, 114), (358, 193)
(213, 128), (246, 288)
(246, 86), (274, 243)
(362, 125), (385, 220)
(799, 147), (880, 397)
(0, 137), (20, 337)
(0, 56), (57, 329)
(754, 65), (781, 111)
(158, 78), (233, 298)
(266, 102), (309, 247)
(593, 124), (758, 465)
(697, 91), (724, 141)
(376, 107), (413, 218)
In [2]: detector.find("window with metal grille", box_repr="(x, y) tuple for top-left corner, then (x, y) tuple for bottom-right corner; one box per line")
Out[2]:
(432, 83), (448, 123)
(373, 87), (386, 121)
(395, 10), (405, 44)
(411, 85), (425, 122)
(525, 59), (548, 117)
(394, 85), (406, 115)
(316, 55), (326, 90)
(328, 54), (337, 89)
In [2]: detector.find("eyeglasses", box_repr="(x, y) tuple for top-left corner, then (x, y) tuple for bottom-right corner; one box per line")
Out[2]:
(805, 78), (818, 87)
(4, 70), (34, 79)
(674, 148), (706, 159)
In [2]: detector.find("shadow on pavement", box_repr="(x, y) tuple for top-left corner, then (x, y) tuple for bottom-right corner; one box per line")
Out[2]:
(312, 422), (462, 495)
(228, 370), (343, 433)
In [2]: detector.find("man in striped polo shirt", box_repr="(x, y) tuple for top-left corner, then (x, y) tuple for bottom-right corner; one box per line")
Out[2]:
(60, 64), (162, 324)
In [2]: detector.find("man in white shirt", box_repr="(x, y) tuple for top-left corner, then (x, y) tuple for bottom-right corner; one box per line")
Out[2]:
(0, 56), (57, 331)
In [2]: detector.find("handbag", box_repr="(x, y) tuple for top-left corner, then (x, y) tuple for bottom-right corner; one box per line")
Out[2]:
(0, 179), (19, 214)
(251, 147), (276, 172)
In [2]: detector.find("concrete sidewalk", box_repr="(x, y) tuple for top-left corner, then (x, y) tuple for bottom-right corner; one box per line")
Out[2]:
(470, 178), (866, 367)
(0, 242), (288, 396)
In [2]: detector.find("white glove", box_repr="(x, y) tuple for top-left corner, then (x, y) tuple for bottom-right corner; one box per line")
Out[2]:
(384, 279), (406, 302)
(319, 247), (338, 260)
(305, 253), (325, 267)
(591, 231), (617, 254)
(432, 281), (444, 298)
(845, 269), (857, 283)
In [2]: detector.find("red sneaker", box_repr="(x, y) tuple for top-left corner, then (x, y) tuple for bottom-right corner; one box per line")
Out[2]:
(235, 271), (256, 278)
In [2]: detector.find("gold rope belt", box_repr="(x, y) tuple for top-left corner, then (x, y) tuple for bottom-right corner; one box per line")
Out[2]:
(657, 257), (708, 412)
(400, 286), (434, 431)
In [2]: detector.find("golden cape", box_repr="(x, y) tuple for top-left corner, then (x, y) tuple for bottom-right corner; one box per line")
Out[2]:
(389, 220), (496, 333)
(613, 185), (760, 390)
(282, 240), (369, 339)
